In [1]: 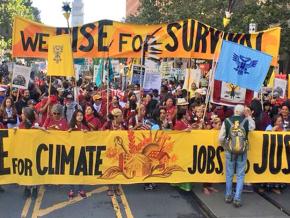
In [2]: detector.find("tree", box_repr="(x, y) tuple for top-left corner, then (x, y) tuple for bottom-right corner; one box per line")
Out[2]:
(127, 0), (290, 55)
(0, 0), (40, 52)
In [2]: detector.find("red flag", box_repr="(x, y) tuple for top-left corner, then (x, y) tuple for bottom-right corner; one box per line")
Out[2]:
(211, 80), (253, 106)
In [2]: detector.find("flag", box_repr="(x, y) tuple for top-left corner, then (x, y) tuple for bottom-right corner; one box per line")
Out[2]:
(95, 59), (103, 87)
(267, 71), (275, 88)
(211, 80), (254, 107)
(47, 34), (74, 77)
(215, 40), (272, 92)
(108, 59), (114, 82)
(182, 68), (201, 90)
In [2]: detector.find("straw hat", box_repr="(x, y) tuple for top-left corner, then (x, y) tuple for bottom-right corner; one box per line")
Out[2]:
(93, 94), (102, 101)
(176, 98), (189, 106)
(111, 108), (122, 116)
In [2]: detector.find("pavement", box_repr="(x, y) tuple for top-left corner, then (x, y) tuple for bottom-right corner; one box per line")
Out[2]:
(0, 184), (204, 218)
(0, 183), (289, 218)
(192, 184), (290, 218)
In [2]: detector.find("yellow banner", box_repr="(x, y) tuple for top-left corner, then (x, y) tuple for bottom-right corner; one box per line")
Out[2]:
(47, 34), (74, 77)
(12, 16), (280, 66)
(0, 130), (289, 185)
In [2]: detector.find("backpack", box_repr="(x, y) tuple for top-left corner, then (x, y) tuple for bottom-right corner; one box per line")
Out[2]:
(223, 118), (249, 155)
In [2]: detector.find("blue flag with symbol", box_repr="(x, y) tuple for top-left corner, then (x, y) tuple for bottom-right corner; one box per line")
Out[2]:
(214, 41), (272, 92)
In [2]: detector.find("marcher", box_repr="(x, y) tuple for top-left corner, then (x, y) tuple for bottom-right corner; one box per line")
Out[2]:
(102, 108), (127, 196)
(219, 104), (255, 207)
(68, 110), (88, 199)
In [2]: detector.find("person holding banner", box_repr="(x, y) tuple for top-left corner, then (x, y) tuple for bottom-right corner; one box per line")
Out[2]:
(102, 108), (127, 196)
(173, 108), (192, 192)
(261, 114), (287, 194)
(43, 104), (68, 131)
(85, 105), (102, 131)
(68, 110), (89, 199)
(280, 104), (289, 130)
(18, 107), (42, 198)
(0, 97), (19, 129)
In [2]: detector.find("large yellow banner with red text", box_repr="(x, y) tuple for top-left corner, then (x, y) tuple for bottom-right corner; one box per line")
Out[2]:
(0, 129), (289, 185)
(12, 16), (280, 65)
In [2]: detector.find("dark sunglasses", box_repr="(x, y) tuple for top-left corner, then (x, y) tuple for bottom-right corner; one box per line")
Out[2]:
(53, 112), (60, 115)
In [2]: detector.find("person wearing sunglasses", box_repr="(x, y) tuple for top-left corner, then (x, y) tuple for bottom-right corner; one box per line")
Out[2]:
(43, 104), (68, 130)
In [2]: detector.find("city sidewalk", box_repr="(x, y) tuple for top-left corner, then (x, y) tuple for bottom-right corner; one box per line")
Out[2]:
(192, 184), (290, 218)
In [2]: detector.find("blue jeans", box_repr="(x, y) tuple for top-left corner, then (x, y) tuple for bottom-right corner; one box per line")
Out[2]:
(225, 151), (247, 201)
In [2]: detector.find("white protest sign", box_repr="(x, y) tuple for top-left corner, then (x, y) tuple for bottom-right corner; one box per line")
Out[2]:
(143, 67), (162, 92)
(274, 78), (287, 98)
(74, 64), (81, 81)
(12, 65), (31, 89)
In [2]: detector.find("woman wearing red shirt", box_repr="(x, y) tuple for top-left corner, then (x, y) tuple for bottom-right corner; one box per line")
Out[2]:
(164, 97), (177, 124)
(174, 109), (191, 131)
(68, 110), (89, 132)
(68, 110), (89, 199)
(109, 96), (122, 113)
(84, 105), (102, 130)
(43, 104), (68, 131)
(173, 109), (192, 192)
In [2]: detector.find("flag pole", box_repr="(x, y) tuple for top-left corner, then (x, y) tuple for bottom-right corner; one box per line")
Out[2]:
(202, 32), (225, 121)
(106, 40), (114, 117)
(62, 3), (77, 103)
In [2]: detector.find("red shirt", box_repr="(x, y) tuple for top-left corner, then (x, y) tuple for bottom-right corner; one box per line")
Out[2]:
(85, 114), (102, 130)
(35, 96), (59, 126)
(166, 106), (176, 122)
(174, 120), (190, 130)
(44, 117), (68, 131)
(71, 123), (89, 131)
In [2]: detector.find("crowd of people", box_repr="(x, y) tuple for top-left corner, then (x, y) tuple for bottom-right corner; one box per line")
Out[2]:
(0, 66), (289, 207)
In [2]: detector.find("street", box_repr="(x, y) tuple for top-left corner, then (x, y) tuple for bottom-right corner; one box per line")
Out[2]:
(1, 183), (290, 218)
(0, 184), (204, 218)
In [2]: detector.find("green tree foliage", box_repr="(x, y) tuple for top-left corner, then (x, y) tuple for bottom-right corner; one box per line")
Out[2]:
(0, 0), (40, 51)
(127, 0), (290, 54)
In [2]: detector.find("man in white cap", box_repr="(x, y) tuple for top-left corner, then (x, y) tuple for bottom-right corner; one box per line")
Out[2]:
(0, 86), (6, 104)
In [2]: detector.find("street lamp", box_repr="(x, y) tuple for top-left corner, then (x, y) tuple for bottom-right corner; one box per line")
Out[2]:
(249, 19), (257, 33)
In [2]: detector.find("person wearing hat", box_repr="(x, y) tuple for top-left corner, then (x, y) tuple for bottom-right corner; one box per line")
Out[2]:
(0, 86), (6, 105)
(43, 104), (68, 130)
(11, 87), (18, 102)
(176, 98), (189, 110)
(102, 108), (127, 131)
(64, 93), (81, 123)
(57, 87), (65, 105)
(102, 108), (127, 196)
(92, 94), (107, 124)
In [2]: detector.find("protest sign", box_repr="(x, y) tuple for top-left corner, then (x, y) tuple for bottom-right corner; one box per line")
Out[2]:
(143, 67), (162, 92)
(130, 65), (145, 85)
(12, 16), (280, 66)
(0, 130), (289, 185)
(274, 78), (287, 98)
(12, 65), (31, 89)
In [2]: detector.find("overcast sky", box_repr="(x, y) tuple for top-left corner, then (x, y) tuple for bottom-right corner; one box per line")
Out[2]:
(32, 0), (126, 27)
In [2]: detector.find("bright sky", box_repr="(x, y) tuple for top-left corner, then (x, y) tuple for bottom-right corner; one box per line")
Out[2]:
(32, 0), (126, 27)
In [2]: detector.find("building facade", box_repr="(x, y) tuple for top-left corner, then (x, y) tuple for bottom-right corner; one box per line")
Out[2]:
(126, 0), (140, 17)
